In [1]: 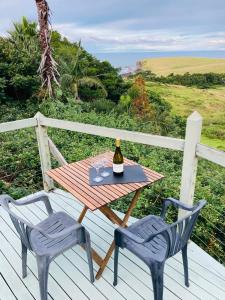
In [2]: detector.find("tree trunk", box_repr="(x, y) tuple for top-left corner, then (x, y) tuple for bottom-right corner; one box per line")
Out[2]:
(34, 0), (59, 97)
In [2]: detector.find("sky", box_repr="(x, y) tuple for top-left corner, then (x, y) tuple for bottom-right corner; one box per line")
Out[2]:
(0, 0), (225, 53)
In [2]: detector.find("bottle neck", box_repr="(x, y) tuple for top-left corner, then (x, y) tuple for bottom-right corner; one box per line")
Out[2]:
(115, 139), (121, 147)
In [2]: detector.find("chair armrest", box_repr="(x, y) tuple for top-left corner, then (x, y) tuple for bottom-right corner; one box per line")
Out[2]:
(0, 194), (83, 241)
(115, 227), (145, 245)
(35, 223), (83, 240)
(160, 197), (194, 219)
(115, 226), (170, 245)
(0, 195), (37, 230)
(8, 192), (53, 215)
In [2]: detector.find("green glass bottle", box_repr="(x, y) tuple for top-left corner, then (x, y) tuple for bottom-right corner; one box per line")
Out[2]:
(113, 138), (124, 176)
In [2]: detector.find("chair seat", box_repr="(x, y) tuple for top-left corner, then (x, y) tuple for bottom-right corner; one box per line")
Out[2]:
(124, 215), (168, 263)
(30, 212), (79, 256)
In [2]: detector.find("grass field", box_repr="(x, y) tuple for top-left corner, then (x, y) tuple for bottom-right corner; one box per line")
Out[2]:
(147, 82), (225, 150)
(140, 57), (225, 75)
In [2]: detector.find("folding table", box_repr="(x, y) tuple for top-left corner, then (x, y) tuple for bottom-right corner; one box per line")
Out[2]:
(47, 151), (164, 279)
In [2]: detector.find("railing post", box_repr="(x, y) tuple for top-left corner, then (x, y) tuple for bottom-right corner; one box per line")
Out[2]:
(179, 111), (202, 218)
(35, 112), (54, 192)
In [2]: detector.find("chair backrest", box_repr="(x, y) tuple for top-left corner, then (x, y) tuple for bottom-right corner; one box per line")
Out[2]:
(0, 195), (33, 249)
(162, 200), (206, 259)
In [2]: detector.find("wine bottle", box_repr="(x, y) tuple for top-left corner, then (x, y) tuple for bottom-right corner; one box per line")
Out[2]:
(113, 138), (124, 176)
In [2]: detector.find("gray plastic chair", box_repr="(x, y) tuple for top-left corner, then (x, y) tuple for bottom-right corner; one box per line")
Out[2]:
(113, 197), (206, 300)
(0, 192), (94, 300)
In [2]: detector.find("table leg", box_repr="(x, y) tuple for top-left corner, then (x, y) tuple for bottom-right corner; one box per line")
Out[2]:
(78, 206), (104, 266)
(78, 206), (88, 223)
(95, 241), (115, 279)
(99, 206), (124, 226)
(95, 188), (143, 279)
(122, 188), (142, 226)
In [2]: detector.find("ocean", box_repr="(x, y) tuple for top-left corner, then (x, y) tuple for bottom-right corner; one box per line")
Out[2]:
(93, 51), (225, 69)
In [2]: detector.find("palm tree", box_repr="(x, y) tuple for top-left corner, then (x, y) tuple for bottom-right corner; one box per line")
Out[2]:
(8, 17), (38, 53)
(34, 0), (59, 97)
(61, 42), (107, 100)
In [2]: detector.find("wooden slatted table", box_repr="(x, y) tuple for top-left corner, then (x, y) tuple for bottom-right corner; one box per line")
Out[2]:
(47, 151), (164, 279)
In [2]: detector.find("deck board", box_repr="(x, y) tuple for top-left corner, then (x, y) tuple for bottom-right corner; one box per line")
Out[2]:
(0, 189), (224, 300)
(0, 249), (35, 300)
(0, 261), (17, 300)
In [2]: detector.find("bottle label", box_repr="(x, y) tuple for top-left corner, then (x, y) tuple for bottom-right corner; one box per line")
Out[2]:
(113, 163), (124, 173)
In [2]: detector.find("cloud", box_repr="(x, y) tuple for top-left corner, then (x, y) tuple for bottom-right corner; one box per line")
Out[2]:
(53, 22), (225, 52)
(0, 0), (225, 52)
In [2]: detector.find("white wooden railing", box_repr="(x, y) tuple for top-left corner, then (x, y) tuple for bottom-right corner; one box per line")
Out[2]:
(0, 111), (225, 216)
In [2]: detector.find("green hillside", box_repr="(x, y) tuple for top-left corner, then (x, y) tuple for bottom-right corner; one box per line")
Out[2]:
(140, 57), (225, 75)
(147, 82), (225, 150)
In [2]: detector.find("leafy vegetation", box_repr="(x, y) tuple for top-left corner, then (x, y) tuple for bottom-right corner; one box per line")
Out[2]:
(0, 19), (40, 101)
(60, 41), (107, 100)
(129, 76), (154, 120)
(138, 70), (225, 89)
(0, 20), (128, 103)
(0, 19), (224, 264)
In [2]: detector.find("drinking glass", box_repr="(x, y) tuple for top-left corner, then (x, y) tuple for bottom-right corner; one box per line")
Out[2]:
(100, 158), (110, 177)
(92, 161), (103, 182)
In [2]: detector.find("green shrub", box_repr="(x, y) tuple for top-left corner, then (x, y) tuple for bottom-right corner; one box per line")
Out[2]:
(90, 98), (116, 113)
(142, 71), (225, 88)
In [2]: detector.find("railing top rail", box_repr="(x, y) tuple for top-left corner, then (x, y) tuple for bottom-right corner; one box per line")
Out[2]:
(39, 115), (185, 151)
(0, 117), (37, 133)
(196, 144), (225, 167)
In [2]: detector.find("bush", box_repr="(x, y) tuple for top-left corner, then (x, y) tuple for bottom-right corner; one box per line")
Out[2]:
(0, 20), (129, 103)
(131, 71), (225, 88)
(90, 99), (116, 113)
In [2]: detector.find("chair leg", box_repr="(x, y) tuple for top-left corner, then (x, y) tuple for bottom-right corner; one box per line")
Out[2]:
(21, 242), (27, 278)
(84, 233), (94, 283)
(149, 262), (165, 300)
(36, 255), (50, 300)
(113, 245), (119, 286)
(182, 244), (189, 287)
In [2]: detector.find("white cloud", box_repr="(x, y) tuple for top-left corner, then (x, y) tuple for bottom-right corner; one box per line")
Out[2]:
(53, 22), (225, 52)
(0, 0), (224, 53)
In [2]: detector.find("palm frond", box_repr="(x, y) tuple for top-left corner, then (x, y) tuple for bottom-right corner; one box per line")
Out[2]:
(72, 40), (82, 74)
(78, 77), (108, 96)
(61, 74), (73, 90)
(59, 57), (71, 74)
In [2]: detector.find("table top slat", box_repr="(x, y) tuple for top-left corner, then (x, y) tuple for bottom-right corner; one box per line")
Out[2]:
(47, 170), (97, 210)
(63, 164), (120, 202)
(55, 168), (108, 206)
(47, 151), (164, 210)
(68, 162), (124, 199)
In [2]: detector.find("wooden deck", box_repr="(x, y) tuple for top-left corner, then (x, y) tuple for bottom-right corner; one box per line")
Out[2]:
(0, 189), (224, 300)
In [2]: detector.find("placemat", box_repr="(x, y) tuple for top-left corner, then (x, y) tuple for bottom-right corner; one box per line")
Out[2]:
(89, 165), (149, 186)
